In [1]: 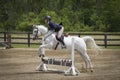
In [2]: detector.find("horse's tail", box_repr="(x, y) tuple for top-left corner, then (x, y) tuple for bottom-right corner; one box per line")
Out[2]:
(83, 36), (101, 55)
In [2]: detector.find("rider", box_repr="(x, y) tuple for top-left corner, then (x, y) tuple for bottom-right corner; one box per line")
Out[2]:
(44, 15), (66, 48)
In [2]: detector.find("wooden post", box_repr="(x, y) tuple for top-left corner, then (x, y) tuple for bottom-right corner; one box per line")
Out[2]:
(104, 33), (107, 48)
(4, 32), (7, 42)
(7, 32), (11, 48)
(28, 32), (30, 47)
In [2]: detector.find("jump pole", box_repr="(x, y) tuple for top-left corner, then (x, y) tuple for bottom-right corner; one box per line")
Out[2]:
(41, 37), (45, 56)
(64, 38), (80, 76)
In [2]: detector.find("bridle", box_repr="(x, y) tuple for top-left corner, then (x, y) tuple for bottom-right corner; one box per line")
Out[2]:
(34, 27), (39, 39)
(33, 26), (54, 40)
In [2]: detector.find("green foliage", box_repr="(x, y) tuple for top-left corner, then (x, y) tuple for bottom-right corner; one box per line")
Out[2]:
(0, 0), (120, 32)
(18, 12), (39, 31)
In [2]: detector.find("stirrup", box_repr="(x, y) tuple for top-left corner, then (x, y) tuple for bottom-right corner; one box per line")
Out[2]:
(61, 45), (66, 49)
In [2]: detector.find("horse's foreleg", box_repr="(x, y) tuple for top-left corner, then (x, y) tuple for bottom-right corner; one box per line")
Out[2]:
(38, 45), (45, 57)
(38, 43), (52, 57)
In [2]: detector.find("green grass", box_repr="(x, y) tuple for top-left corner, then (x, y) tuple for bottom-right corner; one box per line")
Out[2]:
(12, 44), (40, 48)
(11, 44), (120, 49)
(106, 46), (120, 49)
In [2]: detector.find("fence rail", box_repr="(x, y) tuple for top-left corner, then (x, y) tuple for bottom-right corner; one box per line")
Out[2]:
(0, 32), (120, 48)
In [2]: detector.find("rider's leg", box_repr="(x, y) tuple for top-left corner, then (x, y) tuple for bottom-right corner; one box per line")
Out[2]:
(57, 27), (64, 38)
(57, 27), (66, 48)
(56, 36), (65, 46)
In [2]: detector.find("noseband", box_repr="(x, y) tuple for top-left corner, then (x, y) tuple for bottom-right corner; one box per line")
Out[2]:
(34, 27), (39, 39)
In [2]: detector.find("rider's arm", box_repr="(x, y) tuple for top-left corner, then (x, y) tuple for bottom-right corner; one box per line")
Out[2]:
(44, 30), (54, 41)
(48, 21), (54, 30)
(48, 21), (58, 32)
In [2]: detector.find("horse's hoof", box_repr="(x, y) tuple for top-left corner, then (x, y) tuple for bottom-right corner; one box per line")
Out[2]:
(39, 54), (45, 57)
(39, 55), (41, 57)
(91, 69), (93, 72)
(35, 67), (40, 71)
(90, 68), (93, 72)
(35, 69), (39, 71)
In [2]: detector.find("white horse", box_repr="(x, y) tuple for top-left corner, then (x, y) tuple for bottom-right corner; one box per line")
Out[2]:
(32, 25), (100, 72)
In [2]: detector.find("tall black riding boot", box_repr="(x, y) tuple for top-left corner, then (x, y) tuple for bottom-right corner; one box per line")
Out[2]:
(57, 38), (66, 48)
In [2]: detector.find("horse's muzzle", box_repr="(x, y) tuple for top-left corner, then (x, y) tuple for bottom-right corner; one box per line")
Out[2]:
(32, 36), (38, 40)
(32, 36), (36, 40)
(33, 38), (35, 40)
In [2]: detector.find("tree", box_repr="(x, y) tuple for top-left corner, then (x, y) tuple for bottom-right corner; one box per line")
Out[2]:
(0, 0), (119, 32)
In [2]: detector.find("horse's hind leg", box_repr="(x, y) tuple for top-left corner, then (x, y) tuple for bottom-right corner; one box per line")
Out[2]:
(80, 50), (93, 72)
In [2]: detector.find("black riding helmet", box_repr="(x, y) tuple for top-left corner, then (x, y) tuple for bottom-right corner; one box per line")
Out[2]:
(45, 15), (51, 21)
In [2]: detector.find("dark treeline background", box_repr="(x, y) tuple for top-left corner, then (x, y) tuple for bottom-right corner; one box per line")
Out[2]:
(0, 0), (120, 32)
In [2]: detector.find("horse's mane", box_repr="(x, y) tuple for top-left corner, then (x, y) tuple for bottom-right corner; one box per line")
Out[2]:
(37, 25), (47, 30)
(36, 25), (48, 34)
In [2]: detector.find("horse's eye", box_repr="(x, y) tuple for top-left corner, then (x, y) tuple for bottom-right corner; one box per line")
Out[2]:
(34, 31), (37, 33)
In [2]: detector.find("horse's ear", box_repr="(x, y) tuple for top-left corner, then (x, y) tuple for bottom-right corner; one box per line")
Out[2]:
(33, 25), (37, 28)
(59, 22), (62, 25)
(33, 25), (35, 27)
(64, 33), (69, 37)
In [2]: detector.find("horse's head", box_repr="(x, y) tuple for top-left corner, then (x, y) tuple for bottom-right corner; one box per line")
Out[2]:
(32, 25), (48, 40)
(32, 25), (40, 40)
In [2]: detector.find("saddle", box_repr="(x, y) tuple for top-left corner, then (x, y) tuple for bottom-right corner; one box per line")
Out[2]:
(55, 34), (64, 41)
(54, 35), (63, 50)
(55, 33), (69, 50)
